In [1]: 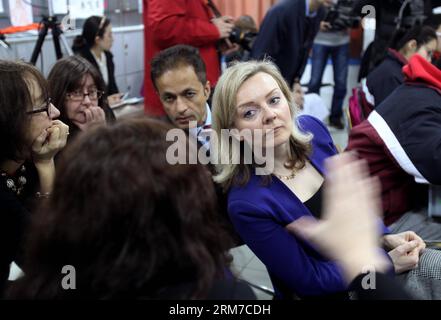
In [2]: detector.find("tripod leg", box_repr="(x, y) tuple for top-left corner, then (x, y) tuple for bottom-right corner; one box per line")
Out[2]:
(30, 23), (49, 65)
(52, 26), (63, 60)
(59, 33), (73, 56)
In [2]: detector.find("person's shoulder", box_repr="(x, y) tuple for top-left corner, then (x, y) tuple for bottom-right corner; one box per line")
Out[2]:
(383, 59), (405, 78)
(279, 0), (303, 8)
(297, 114), (337, 156)
(367, 60), (390, 80)
(75, 49), (94, 63)
(228, 175), (275, 210)
(104, 50), (114, 59)
(297, 114), (328, 136)
(228, 174), (263, 199)
(270, 0), (302, 15)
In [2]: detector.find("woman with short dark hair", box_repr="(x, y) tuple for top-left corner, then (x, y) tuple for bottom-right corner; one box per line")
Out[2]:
(7, 118), (254, 299)
(0, 60), (68, 294)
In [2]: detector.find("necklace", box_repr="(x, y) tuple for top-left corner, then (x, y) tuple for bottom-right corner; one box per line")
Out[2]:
(274, 169), (296, 181)
(0, 165), (27, 196)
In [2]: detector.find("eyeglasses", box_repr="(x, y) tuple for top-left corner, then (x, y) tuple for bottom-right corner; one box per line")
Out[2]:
(66, 89), (103, 102)
(27, 97), (52, 117)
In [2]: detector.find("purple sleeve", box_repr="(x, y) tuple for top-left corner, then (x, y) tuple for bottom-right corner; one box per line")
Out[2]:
(228, 199), (348, 297)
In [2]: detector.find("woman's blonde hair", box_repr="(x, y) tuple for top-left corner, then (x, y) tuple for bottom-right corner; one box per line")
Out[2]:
(211, 60), (313, 190)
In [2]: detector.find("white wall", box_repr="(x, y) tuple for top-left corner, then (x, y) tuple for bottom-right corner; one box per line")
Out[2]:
(0, 25), (145, 98)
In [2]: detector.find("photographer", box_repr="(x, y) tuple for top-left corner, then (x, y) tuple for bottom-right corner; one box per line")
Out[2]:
(222, 15), (258, 68)
(143, 0), (234, 117)
(308, 0), (353, 130)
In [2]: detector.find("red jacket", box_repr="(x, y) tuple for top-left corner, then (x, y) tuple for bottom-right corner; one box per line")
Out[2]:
(143, 0), (221, 116)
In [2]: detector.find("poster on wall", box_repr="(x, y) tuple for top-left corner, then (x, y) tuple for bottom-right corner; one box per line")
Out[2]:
(69, 0), (104, 19)
(8, 0), (33, 26)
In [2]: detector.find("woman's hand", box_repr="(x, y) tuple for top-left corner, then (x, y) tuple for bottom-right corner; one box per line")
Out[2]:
(383, 232), (426, 254)
(31, 120), (69, 194)
(387, 241), (420, 274)
(75, 106), (106, 131)
(383, 231), (426, 274)
(286, 153), (390, 283)
(32, 120), (69, 164)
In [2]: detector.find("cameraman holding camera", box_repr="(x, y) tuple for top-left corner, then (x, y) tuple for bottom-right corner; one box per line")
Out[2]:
(143, 0), (234, 117)
(308, 0), (353, 130)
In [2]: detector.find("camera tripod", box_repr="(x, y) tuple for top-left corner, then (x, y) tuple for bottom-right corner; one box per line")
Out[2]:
(30, 1), (72, 65)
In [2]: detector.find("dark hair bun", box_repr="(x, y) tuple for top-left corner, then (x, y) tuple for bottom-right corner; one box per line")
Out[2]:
(72, 35), (87, 53)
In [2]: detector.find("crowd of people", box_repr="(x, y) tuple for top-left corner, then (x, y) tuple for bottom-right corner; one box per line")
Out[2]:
(1, 0), (441, 301)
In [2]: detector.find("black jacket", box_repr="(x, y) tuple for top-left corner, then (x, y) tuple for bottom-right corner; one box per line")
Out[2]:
(367, 49), (407, 106)
(351, 272), (412, 300)
(77, 48), (119, 96)
(0, 164), (38, 296)
(354, 0), (441, 78)
(0, 183), (25, 295)
(251, 0), (324, 87)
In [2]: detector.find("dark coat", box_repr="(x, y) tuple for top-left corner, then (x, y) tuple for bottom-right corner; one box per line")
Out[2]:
(251, 0), (324, 87)
(0, 163), (38, 295)
(366, 49), (407, 106)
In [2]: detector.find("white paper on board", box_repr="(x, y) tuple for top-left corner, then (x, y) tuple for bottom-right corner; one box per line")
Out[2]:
(69, 0), (104, 19)
(8, 0), (33, 27)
